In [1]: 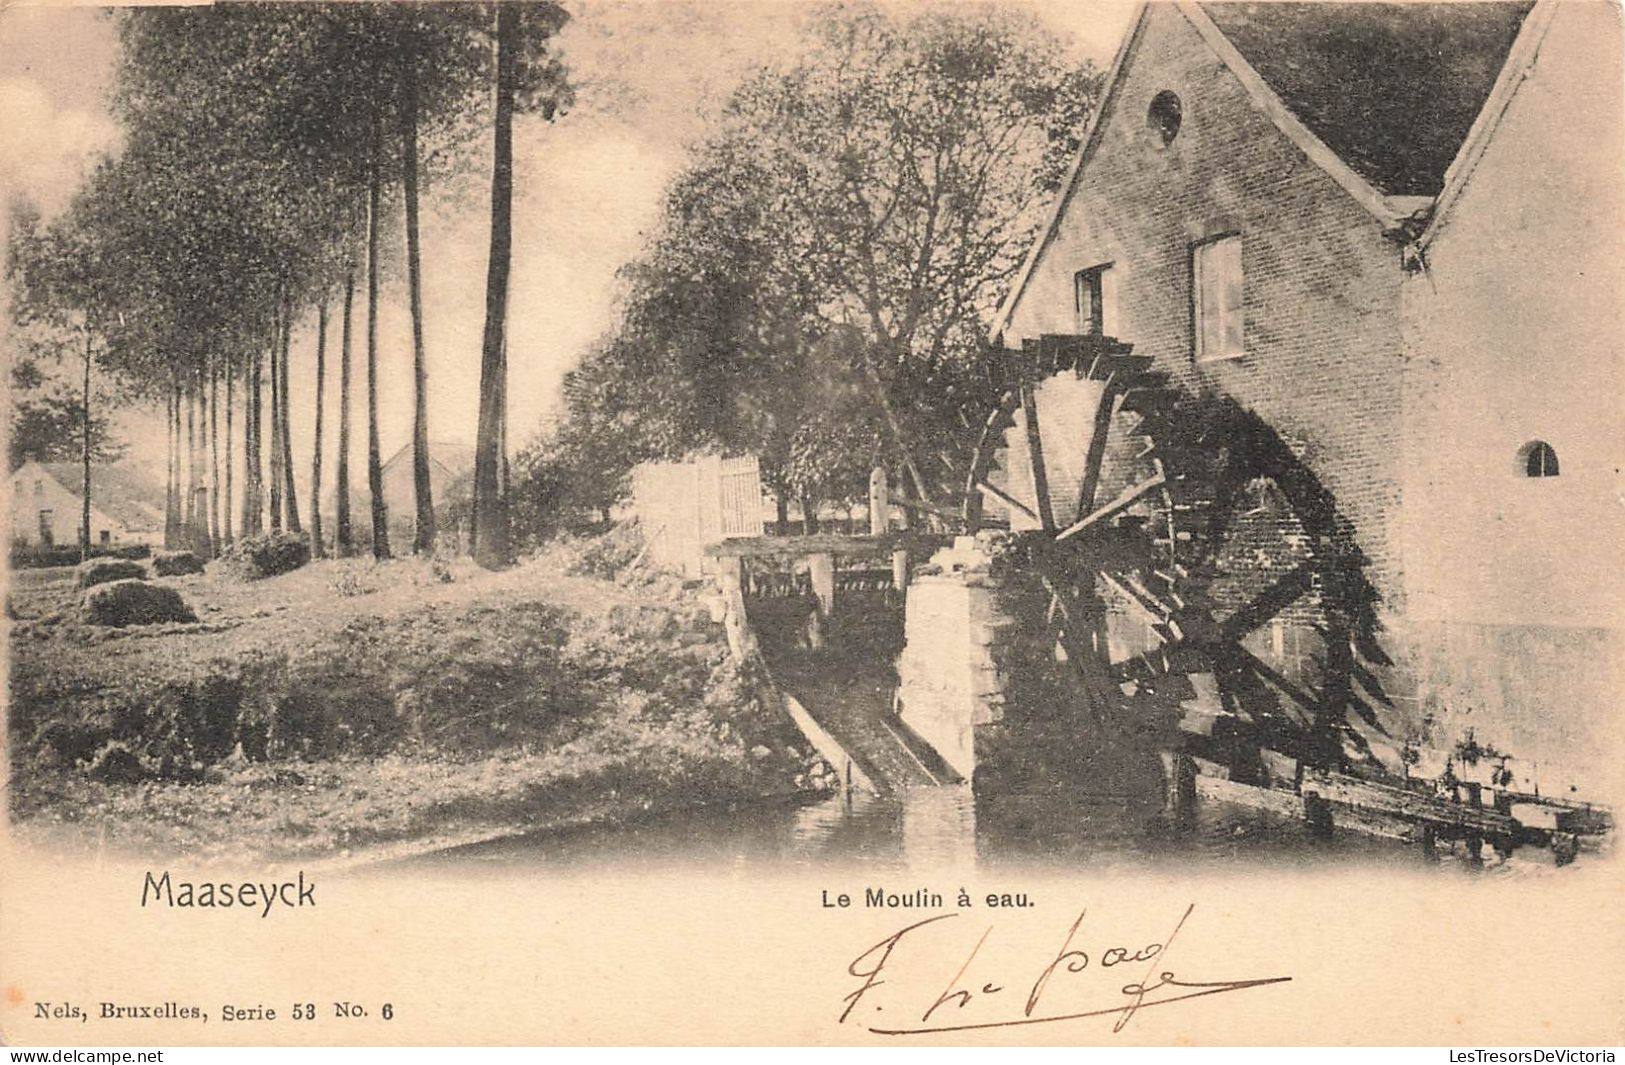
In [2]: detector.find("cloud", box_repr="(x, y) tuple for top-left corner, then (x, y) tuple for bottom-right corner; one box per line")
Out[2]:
(0, 76), (122, 219)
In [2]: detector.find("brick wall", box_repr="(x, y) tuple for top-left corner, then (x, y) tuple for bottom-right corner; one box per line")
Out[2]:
(1004, 2), (1409, 610)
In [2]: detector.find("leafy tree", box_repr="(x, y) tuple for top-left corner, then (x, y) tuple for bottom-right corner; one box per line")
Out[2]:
(5, 193), (128, 558)
(535, 7), (1097, 537)
(8, 367), (126, 470)
(707, 7), (1098, 510)
(107, 2), (502, 560)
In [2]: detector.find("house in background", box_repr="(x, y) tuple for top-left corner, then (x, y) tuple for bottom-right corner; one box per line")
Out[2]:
(347, 441), (477, 549)
(10, 460), (166, 549)
(993, 1), (1622, 795)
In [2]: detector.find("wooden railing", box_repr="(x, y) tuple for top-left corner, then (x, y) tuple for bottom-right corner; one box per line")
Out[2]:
(705, 533), (950, 618)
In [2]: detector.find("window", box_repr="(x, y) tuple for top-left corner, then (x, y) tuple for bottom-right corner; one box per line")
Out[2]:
(1193, 235), (1244, 361)
(1074, 265), (1109, 336)
(1519, 440), (1559, 477)
(99, 529), (112, 545)
(1148, 91), (1183, 145)
(38, 510), (53, 546)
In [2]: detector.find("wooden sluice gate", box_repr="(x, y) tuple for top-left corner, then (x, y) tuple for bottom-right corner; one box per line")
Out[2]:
(708, 532), (938, 605)
(705, 531), (955, 796)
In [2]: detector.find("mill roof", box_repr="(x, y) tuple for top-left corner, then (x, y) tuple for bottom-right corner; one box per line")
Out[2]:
(1198, 2), (1535, 197)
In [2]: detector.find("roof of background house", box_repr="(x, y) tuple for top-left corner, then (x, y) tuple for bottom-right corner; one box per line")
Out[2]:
(1199, 2), (1535, 197)
(380, 441), (477, 478)
(33, 461), (166, 531)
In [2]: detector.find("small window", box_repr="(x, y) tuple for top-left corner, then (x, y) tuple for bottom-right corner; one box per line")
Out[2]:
(1149, 91), (1183, 145)
(38, 510), (53, 546)
(1519, 440), (1559, 477)
(33, 478), (43, 496)
(1074, 265), (1109, 336)
(1193, 235), (1244, 361)
(99, 529), (112, 545)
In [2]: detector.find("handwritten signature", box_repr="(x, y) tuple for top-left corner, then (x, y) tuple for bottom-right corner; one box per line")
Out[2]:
(840, 904), (1290, 1036)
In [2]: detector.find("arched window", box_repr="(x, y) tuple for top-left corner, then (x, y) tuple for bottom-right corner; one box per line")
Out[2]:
(1518, 440), (1559, 477)
(1148, 91), (1183, 146)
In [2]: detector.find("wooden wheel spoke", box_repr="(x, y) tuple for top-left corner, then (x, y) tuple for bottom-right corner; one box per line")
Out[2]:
(1056, 459), (1166, 542)
(973, 476), (1037, 522)
(1019, 383), (1056, 531)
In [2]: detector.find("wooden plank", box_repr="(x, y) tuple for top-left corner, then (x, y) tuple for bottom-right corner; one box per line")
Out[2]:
(963, 390), (1017, 530)
(1301, 768), (1518, 836)
(1055, 462), (1167, 541)
(1020, 384), (1056, 531)
(889, 495), (964, 523)
(867, 466), (889, 535)
(781, 693), (881, 797)
(1195, 774), (1304, 819)
(974, 477), (1038, 522)
(807, 552), (835, 616)
(704, 532), (948, 559)
(1074, 377), (1121, 521)
(1100, 571), (1162, 623)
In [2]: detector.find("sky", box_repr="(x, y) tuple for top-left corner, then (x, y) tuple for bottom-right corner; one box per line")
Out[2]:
(0, 0), (1138, 495)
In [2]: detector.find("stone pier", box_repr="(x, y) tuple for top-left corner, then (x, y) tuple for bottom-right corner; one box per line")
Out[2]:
(894, 537), (1012, 780)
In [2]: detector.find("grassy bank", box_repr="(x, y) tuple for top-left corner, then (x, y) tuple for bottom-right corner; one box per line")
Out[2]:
(6, 534), (829, 864)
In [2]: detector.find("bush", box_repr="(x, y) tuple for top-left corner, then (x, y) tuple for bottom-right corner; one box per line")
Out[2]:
(76, 557), (148, 589)
(220, 531), (310, 580)
(10, 543), (150, 570)
(565, 520), (645, 581)
(86, 742), (148, 784)
(153, 550), (207, 577)
(82, 579), (197, 627)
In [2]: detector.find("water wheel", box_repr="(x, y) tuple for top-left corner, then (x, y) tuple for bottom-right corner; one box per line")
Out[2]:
(960, 334), (1392, 775)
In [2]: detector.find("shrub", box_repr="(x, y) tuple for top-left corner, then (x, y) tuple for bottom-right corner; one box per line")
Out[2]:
(220, 531), (310, 580)
(76, 557), (147, 589)
(85, 742), (148, 784)
(565, 520), (645, 581)
(82, 579), (198, 627)
(153, 550), (207, 577)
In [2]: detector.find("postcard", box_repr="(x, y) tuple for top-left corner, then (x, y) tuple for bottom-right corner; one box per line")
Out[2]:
(3, 0), (1622, 1047)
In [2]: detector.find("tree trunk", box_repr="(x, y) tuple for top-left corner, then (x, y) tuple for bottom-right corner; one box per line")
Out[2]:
(268, 303), (284, 533)
(240, 354), (251, 535)
(209, 356), (221, 556)
(279, 287), (302, 534)
(858, 344), (936, 511)
(165, 379), (180, 549)
(801, 494), (819, 534)
(472, 4), (518, 570)
(224, 358), (234, 547)
(403, 64), (437, 556)
(79, 330), (91, 560)
(185, 374), (197, 546)
(775, 494), (790, 536)
(367, 120), (391, 561)
(337, 263), (355, 555)
(243, 343), (264, 537)
(311, 295), (328, 559)
(242, 350), (255, 536)
(194, 367), (211, 557)
(194, 368), (211, 557)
